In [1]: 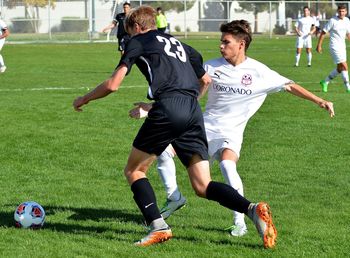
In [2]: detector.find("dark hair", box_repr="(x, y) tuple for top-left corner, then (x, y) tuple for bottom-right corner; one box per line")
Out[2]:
(220, 20), (252, 51)
(123, 2), (131, 7)
(156, 7), (162, 11)
(303, 6), (310, 11)
(338, 4), (347, 10)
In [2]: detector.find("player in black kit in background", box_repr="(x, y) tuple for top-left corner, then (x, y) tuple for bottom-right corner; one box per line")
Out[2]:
(73, 6), (277, 248)
(102, 2), (131, 54)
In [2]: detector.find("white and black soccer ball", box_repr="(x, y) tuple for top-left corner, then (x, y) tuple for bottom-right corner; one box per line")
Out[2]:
(14, 201), (45, 229)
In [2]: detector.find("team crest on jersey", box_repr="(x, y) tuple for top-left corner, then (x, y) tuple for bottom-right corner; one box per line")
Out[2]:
(241, 74), (252, 86)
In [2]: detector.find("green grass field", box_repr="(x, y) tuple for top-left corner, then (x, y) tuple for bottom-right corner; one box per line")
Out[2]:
(0, 36), (349, 257)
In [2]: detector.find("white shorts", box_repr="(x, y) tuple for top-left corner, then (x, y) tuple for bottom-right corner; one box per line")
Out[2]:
(296, 35), (312, 49)
(330, 47), (347, 64)
(0, 39), (4, 51)
(208, 137), (243, 162)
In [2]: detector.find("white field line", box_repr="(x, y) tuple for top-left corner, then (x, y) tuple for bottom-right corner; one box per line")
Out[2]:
(0, 85), (147, 92)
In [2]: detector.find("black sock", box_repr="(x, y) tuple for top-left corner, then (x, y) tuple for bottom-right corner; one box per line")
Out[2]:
(131, 178), (161, 225)
(206, 181), (250, 214)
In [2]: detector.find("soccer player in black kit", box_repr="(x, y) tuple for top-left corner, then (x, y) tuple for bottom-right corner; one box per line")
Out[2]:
(73, 6), (277, 248)
(102, 2), (131, 54)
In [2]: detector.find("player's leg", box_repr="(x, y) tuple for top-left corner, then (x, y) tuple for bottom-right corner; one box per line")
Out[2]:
(306, 48), (312, 67)
(157, 145), (186, 219)
(337, 62), (350, 92)
(0, 41), (6, 73)
(187, 155), (277, 248)
(295, 47), (302, 67)
(124, 147), (172, 246)
(321, 50), (343, 92)
(220, 149), (247, 236)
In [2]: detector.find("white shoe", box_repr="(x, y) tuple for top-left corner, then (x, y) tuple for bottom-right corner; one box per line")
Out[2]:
(227, 223), (248, 237)
(0, 66), (6, 73)
(248, 202), (277, 248)
(160, 194), (186, 220)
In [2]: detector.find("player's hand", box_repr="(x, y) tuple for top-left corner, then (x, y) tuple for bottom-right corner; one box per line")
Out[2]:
(316, 45), (322, 53)
(129, 102), (152, 119)
(73, 96), (87, 112)
(319, 101), (335, 117)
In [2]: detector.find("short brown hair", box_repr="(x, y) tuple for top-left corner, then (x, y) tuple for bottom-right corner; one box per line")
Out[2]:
(220, 20), (252, 51)
(125, 5), (156, 34)
(338, 4), (347, 10)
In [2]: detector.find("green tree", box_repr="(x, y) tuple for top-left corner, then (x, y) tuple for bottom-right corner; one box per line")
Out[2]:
(237, 0), (276, 33)
(23, 0), (56, 32)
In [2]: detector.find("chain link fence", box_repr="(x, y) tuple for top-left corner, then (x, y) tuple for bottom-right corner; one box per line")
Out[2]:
(0, 1), (348, 42)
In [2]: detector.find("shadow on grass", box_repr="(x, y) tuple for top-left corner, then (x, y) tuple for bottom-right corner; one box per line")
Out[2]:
(0, 204), (142, 232)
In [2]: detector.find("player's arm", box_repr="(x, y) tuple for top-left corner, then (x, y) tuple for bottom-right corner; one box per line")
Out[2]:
(73, 64), (128, 112)
(102, 21), (117, 33)
(183, 42), (212, 99)
(316, 30), (326, 53)
(284, 83), (334, 117)
(0, 28), (9, 39)
(309, 24), (316, 35)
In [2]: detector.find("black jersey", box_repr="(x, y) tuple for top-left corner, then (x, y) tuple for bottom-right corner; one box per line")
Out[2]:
(118, 30), (205, 100)
(114, 12), (127, 39)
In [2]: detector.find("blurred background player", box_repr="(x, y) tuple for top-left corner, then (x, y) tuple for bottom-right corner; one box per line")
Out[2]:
(156, 7), (168, 33)
(102, 2), (131, 55)
(317, 4), (350, 93)
(0, 12), (9, 73)
(294, 6), (315, 67)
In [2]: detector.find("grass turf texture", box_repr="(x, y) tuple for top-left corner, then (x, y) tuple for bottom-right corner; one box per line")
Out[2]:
(0, 36), (349, 257)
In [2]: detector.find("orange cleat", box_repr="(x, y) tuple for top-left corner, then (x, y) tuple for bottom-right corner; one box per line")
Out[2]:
(250, 202), (277, 249)
(135, 228), (172, 247)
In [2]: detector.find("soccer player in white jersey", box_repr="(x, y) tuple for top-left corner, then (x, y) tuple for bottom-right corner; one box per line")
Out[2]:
(130, 20), (335, 241)
(295, 6), (315, 67)
(317, 4), (350, 93)
(0, 14), (9, 73)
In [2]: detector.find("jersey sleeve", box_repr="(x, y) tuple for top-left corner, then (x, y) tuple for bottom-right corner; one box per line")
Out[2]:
(259, 63), (291, 94)
(116, 38), (144, 75)
(0, 20), (7, 30)
(183, 43), (206, 79)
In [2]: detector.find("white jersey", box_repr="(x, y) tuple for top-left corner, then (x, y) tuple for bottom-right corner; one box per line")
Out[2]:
(203, 57), (290, 157)
(0, 19), (7, 36)
(0, 19), (8, 49)
(323, 16), (350, 50)
(295, 16), (314, 36)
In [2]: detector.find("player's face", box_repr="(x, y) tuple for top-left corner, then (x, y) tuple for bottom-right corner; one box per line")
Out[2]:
(220, 33), (245, 61)
(303, 8), (310, 17)
(337, 8), (347, 19)
(124, 5), (131, 14)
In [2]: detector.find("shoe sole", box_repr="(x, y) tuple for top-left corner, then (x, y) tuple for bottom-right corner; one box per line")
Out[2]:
(256, 203), (277, 249)
(135, 230), (172, 247)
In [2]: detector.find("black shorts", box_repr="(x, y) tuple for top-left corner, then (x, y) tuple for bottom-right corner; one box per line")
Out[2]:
(133, 96), (209, 167)
(118, 35), (130, 52)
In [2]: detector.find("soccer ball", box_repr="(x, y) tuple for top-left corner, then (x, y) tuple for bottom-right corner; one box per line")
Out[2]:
(14, 201), (45, 229)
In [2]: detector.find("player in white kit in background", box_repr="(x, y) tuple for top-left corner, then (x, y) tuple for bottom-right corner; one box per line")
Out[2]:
(294, 6), (315, 67)
(0, 13), (10, 73)
(317, 4), (350, 93)
(130, 20), (335, 238)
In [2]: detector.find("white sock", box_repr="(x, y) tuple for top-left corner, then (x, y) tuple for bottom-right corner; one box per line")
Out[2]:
(295, 53), (300, 65)
(326, 69), (339, 83)
(307, 52), (312, 65)
(157, 149), (180, 201)
(219, 160), (245, 226)
(0, 54), (4, 67)
(340, 70), (350, 89)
